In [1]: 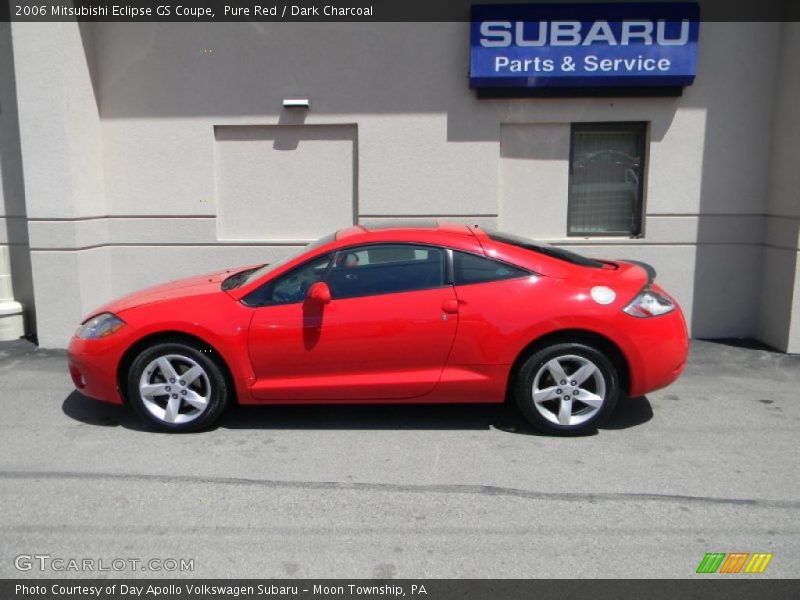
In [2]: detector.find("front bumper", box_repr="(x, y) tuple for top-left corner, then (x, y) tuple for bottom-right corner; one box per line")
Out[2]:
(67, 336), (126, 404)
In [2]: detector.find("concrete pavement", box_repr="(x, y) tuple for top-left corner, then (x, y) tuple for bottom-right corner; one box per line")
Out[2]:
(0, 339), (798, 578)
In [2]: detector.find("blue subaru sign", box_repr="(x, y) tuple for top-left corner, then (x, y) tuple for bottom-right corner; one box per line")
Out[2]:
(470, 3), (700, 88)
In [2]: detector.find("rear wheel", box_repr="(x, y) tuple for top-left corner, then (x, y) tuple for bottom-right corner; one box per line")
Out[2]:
(127, 342), (230, 432)
(514, 342), (619, 436)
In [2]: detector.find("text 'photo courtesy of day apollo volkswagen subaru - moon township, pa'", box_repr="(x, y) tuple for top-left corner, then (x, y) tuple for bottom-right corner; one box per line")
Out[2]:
(67, 223), (688, 435)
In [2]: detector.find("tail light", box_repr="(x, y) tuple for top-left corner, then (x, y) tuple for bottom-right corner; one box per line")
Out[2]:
(623, 287), (675, 318)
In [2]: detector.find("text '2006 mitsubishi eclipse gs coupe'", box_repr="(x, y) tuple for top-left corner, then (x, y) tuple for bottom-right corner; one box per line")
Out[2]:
(68, 223), (688, 435)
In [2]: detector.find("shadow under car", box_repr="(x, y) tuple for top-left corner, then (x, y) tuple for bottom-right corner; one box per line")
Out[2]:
(62, 391), (653, 436)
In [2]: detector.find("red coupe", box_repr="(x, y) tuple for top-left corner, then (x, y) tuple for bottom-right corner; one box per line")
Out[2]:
(68, 223), (688, 435)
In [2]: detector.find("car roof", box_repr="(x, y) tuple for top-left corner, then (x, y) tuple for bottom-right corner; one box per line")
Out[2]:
(335, 221), (475, 241)
(323, 221), (491, 257)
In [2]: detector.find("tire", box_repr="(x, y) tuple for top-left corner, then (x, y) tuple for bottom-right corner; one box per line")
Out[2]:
(514, 342), (619, 436)
(126, 341), (230, 432)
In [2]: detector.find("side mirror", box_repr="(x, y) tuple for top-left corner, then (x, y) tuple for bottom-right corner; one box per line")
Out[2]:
(306, 281), (332, 305)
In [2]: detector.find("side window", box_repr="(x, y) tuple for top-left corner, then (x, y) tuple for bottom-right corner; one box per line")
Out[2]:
(453, 251), (529, 285)
(327, 244), (445, 299)
(244, 254), (332, 306)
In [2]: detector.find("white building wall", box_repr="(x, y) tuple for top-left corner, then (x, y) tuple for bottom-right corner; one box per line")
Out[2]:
(759, 22), (800, 353)
(7, 20), (798, 351)
(0, 22), (34, 332)
(11, 21), (112, 345)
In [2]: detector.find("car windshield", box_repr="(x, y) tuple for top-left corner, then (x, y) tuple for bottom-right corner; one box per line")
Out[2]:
(221, 232), (336, 290)
(485, 229), (604, 268)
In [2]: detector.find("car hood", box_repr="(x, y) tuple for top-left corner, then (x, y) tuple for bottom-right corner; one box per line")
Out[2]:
(90, 268), (242, 317)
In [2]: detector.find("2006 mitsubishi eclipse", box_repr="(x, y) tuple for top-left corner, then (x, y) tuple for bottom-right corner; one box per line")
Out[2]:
(67, 223), (688, 435)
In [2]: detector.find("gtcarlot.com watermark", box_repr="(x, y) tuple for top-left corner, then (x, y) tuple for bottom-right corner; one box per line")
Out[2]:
(14, 554), (194, 573)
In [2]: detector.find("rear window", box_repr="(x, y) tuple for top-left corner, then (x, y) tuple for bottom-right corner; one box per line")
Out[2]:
(485, 230), (604, 268)
(453, 251), (529, 285)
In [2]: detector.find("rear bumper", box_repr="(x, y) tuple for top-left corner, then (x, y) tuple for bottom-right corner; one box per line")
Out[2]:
(67, 336), (125, 404)
(624, 307), (689, 397)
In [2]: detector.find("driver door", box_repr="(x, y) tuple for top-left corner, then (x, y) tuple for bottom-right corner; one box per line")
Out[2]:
(246, 244), (458, 401)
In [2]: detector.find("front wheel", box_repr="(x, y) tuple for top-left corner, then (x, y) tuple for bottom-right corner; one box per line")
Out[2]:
(127, 342), (230, 432)
(514, 343), (619, 436)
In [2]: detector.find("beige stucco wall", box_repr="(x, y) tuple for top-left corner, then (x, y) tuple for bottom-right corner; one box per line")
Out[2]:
(8, 19), (799, 351)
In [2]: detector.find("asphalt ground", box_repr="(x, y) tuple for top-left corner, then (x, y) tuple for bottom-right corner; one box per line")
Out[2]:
(0, 339), (798, 578)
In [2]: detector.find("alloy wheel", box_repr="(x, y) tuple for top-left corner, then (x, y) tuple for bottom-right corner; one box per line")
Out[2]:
(138, 354), (211, 425)
(531, 354), (606, 426)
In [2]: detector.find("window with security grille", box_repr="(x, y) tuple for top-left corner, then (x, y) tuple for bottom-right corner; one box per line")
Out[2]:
(568, 123), (647, 237)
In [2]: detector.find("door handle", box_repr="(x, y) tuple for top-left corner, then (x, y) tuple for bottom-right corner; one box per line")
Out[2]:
(441, 299), (459, 315)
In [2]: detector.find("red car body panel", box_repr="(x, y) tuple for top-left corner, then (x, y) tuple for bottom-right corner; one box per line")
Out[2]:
(69, 289), (258, 406)
(67, 224), (688, 407)
(247, 286), (459, 400)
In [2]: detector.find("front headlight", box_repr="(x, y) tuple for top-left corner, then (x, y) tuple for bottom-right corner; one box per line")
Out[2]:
(623, 287), (675, 318)
(75, 313), (126, 339)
